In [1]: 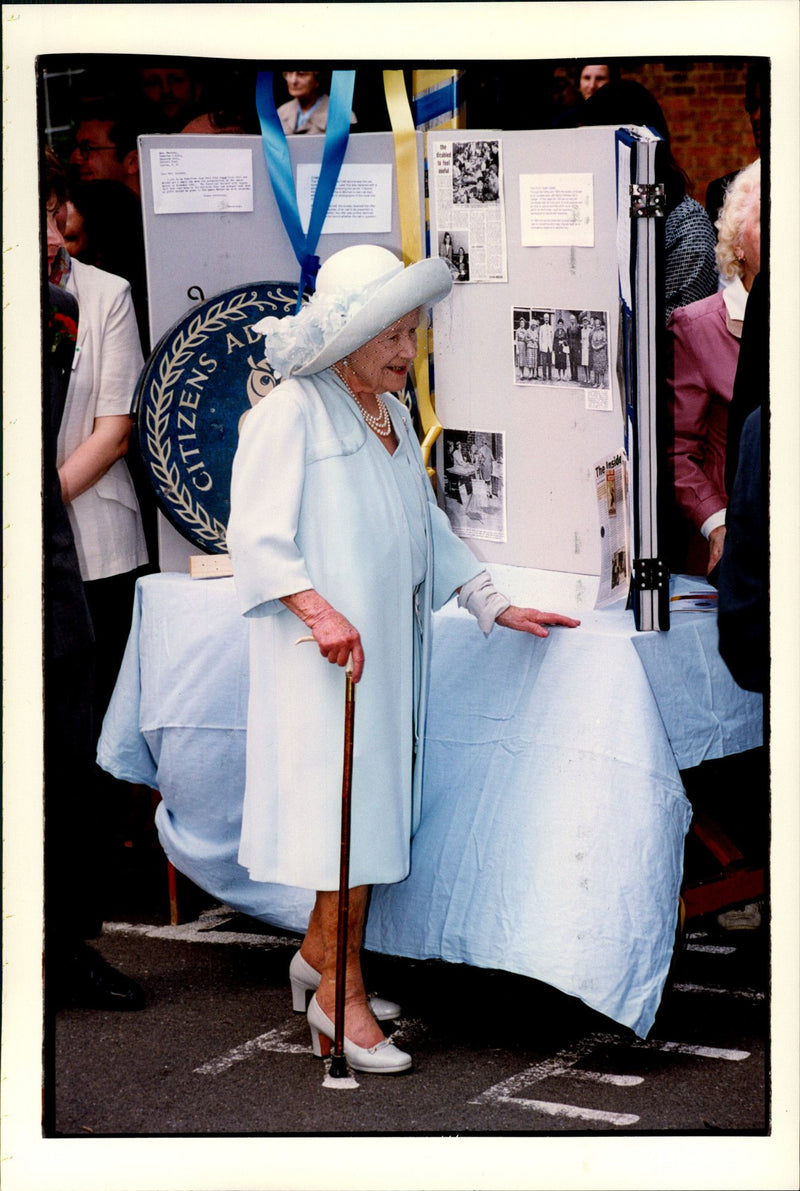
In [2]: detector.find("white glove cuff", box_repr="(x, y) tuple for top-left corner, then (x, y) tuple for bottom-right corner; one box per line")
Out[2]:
(457, 570), (512, 635)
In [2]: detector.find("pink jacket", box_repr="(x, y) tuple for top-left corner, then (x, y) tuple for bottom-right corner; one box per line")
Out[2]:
(666, 290), (742, 533)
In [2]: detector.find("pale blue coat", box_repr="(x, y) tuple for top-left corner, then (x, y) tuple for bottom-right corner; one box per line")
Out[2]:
(226, 369), (482, 890)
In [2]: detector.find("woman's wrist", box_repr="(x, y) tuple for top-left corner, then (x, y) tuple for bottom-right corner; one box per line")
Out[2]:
(281, 589), (333, 628)
(457, 571), (511, 635)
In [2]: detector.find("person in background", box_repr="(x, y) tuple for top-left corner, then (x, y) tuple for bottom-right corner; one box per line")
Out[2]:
(278, 70), (357, 136)
(43, 269), (145, 1010)
(63, 180), (149, 353)
(45, 147), (150, 852)
(136, 59), (204, 132)
(580, 78), (718, 321)
(666, 159), (761, 578)
(179, 63), (260, 134)
(69, 98), (142, 197)
(578, 63), (615, 101)
(554, 61), (619, 127)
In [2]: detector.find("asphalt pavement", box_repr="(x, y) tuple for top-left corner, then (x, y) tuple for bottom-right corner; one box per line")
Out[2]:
(47, 869), (769, 1138)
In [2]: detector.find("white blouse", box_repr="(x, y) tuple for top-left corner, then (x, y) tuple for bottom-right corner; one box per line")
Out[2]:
(59, 259), (148, 581)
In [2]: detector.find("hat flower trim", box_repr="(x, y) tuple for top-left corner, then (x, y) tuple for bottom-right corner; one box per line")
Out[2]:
(255, 272), (392, 378)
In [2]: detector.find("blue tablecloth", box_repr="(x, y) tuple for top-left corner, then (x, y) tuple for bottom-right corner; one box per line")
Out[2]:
(98, 568), (761, 1037)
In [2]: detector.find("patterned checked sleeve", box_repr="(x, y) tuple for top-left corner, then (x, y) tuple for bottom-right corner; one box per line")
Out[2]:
(664, 196), (719, 323)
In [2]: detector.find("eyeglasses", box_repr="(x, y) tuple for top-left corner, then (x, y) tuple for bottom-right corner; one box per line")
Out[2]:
(73, 140), (118, 161)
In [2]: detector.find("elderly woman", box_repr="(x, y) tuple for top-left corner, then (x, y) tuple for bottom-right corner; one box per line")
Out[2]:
(667, 159), (761, 577)
(226, 245), (579, 1074)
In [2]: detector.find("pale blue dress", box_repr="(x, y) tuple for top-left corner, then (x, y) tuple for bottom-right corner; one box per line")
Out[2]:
(226, 368), (482, 890)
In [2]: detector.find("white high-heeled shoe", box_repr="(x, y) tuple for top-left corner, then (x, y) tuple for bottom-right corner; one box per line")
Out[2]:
(306, 994), (412, 1074)
(289, 951), (401, 1021)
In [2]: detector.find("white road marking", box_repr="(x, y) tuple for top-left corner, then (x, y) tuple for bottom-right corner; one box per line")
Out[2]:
(685, 943), (737, 955)
(103, 918), (290, 949)
(194, 1023), (310, 1075)
(569, 1069), (643, 1087)
(491, 1095), (639, 1127)
(470, 1032), (640, 1125)
(672, 981), (765, 1002)
(647, 1040), (750, 1061)
(471, 1027), (752, 1124)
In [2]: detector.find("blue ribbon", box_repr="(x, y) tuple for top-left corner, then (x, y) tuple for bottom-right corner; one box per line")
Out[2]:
(255, 70), (356, 312)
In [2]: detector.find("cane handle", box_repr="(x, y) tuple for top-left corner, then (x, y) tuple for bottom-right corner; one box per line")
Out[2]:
(296, 635), (354, 675)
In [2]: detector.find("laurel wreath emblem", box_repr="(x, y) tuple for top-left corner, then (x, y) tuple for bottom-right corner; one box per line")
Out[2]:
(144, 287), (298, 553)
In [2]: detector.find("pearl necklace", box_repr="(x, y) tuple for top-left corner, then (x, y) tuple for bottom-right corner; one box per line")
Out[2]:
(333, 366), (393, 437)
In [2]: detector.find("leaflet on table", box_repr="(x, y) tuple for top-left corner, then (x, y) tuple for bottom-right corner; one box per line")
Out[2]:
(439, 428), (507, 543)
(295, 163), (393, 234)
(430, 138), (507, 282)
(150, 147), (254, 214)
(594, 450), (631, 608)
(669, 591), (719, 612)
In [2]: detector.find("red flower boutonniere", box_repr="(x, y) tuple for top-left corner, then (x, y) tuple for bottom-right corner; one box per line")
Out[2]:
(50, 310), (79, 354)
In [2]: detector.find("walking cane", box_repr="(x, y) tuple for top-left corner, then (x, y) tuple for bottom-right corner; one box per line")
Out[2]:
(329, 651), (355, 1081)
(297, 637), (358, 1087)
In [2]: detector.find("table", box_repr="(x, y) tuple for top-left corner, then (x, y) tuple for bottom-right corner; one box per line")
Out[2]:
(98, 568), (762, 1037)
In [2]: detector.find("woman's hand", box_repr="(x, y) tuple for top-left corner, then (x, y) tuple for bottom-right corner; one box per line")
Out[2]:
(282, 589), (365, 681)
(495, 605), (581, 638)
(707, 525), (727, 575)
(306, 606), (365, 681)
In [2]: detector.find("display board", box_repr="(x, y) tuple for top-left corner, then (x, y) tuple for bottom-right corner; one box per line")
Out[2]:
(429, 125), (648, 582)
(138, 131), (424, 571)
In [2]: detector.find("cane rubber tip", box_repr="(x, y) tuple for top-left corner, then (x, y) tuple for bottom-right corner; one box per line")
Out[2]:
(323, 1072), (360, 1089)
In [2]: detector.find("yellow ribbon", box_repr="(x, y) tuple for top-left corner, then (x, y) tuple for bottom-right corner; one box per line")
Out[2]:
(383, 70), (441, 474)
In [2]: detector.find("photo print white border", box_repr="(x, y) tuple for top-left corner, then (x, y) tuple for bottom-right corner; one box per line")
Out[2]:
(512, 305), (612, 409)
(440, 428), (507, 543)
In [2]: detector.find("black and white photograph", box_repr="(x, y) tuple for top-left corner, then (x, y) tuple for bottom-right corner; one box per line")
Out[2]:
(440, 428), (506, 542)
(512, 306), (610, 390)
(451, 139), (501, 206)
(438, 230), (471, 282)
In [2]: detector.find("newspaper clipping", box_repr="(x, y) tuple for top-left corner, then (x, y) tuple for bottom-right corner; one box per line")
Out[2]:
(440, 428), (507, 543)
(431, 138), (507, 283)
(512, 305), (611, 409)
(594, 450), (631, 608)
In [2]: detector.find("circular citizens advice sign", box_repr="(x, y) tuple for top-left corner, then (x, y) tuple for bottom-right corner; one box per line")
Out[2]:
(135, 281), (300, 553)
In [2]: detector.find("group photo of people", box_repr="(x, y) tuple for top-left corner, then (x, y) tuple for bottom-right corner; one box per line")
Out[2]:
(513, 306), (609, 389)
(450, 139), (501, 205)
(5, 20), (786, 1176)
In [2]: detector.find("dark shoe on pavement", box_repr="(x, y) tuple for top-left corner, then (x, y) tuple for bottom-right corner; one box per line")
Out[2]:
(58, 943), (146, 1010)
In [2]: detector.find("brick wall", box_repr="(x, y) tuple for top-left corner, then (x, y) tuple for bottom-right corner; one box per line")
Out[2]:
(554, 59), (761, 207)
(625, 60), (759, 203)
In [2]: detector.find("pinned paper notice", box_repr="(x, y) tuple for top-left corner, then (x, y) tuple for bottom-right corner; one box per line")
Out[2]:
(296, 163), (392, 234)
(520, 173), (594, 247)
(151, 147), (254, 214)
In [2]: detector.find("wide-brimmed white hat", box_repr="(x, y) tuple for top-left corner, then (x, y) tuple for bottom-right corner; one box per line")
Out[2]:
(253, 244), (453, 378)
